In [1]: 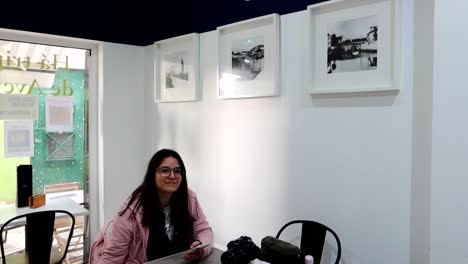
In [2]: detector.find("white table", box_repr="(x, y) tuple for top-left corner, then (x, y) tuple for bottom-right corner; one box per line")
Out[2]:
(0, 197), (89, 228)
(45, 190), (84, 205)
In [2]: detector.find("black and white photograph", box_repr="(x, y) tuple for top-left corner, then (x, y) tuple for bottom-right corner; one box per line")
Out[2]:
(231, 36), (265, 81)
(327, 15), (378, 74)
(164, 52), (190, 89)
(155, 33), (200, 102)
(217, 14), (279, 98)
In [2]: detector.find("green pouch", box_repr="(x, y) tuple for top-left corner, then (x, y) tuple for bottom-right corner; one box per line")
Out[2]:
(260, 236), (301, 263)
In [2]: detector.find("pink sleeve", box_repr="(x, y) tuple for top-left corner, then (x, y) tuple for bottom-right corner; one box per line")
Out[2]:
(94, 208), (136, 264)
(190, 190), (214, 258)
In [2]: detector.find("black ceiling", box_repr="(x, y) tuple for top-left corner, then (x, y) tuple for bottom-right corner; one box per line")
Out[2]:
(1, 0), (327, 46)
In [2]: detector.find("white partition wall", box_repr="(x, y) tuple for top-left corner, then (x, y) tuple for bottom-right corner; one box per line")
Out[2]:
(430, 0), (468, 263)
(101, 42), (147, 224)
(94, 1), (468, 263)
(144, 5), (414, 263)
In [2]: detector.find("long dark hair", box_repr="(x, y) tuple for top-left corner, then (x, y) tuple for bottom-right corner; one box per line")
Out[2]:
(119, 149), (194, 245)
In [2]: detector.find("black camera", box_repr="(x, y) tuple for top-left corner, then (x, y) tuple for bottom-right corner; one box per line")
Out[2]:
(221, 236), (260, 264)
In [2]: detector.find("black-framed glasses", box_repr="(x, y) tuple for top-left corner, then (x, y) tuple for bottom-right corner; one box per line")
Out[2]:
(157, 166), (183, 177)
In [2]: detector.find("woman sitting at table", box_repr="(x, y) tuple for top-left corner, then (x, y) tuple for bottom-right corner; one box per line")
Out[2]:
(89, 149), (213, 263)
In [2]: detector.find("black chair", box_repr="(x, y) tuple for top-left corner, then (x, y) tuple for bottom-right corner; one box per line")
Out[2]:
(0, 210), (75, 264)
(276, 220), (341, 264)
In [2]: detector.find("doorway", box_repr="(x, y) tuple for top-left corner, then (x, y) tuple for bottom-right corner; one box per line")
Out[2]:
(0, 37), (98, 264)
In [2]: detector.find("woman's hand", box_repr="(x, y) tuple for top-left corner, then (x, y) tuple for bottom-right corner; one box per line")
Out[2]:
(183, 240), (203, 261)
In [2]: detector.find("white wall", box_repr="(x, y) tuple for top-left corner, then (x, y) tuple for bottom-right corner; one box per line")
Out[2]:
(430, 0), (468, 263)
(145, 8), (413, 264)
(101, 42), (147, 223)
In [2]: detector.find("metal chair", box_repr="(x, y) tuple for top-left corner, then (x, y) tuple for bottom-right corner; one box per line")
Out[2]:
(0, 210), (75, 264)
(276, 220), (341, 264)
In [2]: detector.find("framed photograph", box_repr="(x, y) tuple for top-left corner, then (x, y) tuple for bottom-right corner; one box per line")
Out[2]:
(154, 33), (200, 102)
(307, 0), (401, 94)
(217, 14), (280, 99)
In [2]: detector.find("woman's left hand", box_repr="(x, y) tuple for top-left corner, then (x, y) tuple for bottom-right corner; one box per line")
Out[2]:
(183, 240), (203, 261)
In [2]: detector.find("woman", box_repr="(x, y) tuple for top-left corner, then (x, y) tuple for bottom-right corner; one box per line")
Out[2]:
(89, 149), (213, 263)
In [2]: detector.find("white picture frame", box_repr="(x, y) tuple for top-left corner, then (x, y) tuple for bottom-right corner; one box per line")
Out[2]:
(307, 0), (401, 94)
(154, 33), (200, 102)
(217, 14), (280, 99)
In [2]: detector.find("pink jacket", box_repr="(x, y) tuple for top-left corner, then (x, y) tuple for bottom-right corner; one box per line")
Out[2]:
(89, 189), (213, 264)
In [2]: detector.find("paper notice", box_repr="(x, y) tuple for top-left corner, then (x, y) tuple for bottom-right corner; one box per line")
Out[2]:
(4, 120), (34, 158)
(0, 94), (38, 120)
(46, 96), (74, 132)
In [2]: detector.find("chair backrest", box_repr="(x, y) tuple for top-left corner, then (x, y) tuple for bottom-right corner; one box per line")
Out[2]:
(276, 220), (341, 264)
(44, 182), (79, 194)
(0, 210), (75, 264)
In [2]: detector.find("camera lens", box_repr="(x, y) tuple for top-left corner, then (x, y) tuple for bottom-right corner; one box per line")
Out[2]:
(221, 250), (236, 264)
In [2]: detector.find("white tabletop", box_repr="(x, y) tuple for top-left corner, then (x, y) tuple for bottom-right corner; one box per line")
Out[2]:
(45, 190), (84, 205)
(0, 197), (89, 228)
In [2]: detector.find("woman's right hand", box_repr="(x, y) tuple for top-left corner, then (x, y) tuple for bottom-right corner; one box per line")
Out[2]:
(182, 240), (203, 261)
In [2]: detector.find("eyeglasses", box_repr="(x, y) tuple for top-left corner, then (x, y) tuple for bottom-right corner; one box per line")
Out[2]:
(157, 166), (183, 177)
